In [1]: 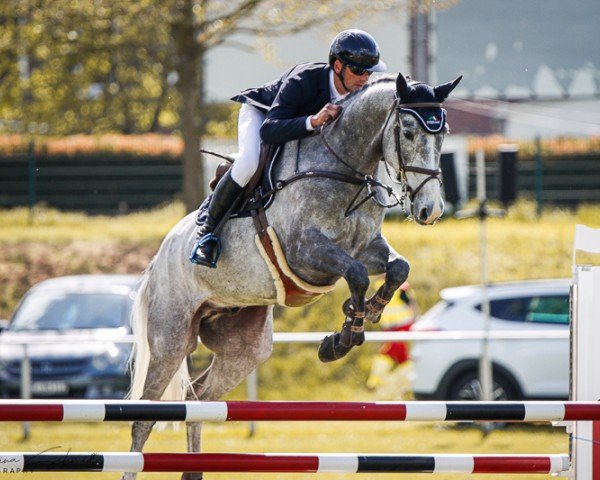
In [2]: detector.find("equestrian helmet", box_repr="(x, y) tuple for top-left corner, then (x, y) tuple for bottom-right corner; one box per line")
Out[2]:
(329, 29), (387, 72)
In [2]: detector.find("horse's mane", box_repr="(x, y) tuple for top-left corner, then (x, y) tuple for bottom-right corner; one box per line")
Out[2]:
(334, 75), (396, 106)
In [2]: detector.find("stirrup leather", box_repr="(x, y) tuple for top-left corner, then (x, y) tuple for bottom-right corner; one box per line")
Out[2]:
(189, 233), (222, 268)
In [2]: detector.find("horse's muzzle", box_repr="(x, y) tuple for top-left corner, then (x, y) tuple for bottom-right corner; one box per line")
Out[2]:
(413, 200), (444, 225)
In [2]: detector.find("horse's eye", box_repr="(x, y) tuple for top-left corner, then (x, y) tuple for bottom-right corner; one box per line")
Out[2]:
(403, 130), (414, 141)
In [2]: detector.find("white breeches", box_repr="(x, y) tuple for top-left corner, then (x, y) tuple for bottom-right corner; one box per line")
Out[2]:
(230, 103), (266, 187)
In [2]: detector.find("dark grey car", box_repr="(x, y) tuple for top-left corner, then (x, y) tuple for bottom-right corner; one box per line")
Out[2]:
(0, 274), (138, 399)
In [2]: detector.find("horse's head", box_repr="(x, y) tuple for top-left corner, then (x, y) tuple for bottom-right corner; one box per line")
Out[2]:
(382, 73), (462, 225)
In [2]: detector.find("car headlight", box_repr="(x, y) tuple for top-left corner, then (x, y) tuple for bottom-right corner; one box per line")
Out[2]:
(91, 344), (129, 372)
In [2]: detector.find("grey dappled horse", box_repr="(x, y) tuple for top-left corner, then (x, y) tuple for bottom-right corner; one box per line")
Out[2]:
(123, 72), (461, 480)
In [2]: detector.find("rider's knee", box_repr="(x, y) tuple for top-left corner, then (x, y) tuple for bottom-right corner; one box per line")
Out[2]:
(230, 153), (259, 187)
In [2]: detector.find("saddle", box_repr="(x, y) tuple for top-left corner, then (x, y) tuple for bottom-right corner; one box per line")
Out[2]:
(201, 145), (337, 307)
(206, 143), (281, 218)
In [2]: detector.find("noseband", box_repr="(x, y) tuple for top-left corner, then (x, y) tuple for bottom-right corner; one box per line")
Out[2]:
(387, 98), (444, 202)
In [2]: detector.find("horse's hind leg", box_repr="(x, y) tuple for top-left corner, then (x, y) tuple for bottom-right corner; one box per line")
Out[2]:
(122, 306), (198, 480)
(182, 305), (273, 480)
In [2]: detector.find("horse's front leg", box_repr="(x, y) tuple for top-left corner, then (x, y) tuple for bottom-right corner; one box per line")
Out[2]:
(294, 229), (370, 363)
(354, 234), (410, 323)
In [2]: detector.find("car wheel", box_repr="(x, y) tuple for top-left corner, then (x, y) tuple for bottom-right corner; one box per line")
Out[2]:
(447, 370), (518, 401)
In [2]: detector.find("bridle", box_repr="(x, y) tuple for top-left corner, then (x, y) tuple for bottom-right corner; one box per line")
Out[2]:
(384, 97), (444, 202)
(320, 95), (444, 213)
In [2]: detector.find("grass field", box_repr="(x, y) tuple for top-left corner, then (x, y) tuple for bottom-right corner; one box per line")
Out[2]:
(0, 200), (597, 479)
(0, 419), (568, 480)
(1, 200), (598, 315)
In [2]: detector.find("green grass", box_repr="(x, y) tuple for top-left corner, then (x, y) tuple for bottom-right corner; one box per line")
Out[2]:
(2, 200), (597, 313)
(0, 420), (568, 480)
(0, 203), (183, 244)
(0, 200), (595, 479)
(0, 200), (599, 393)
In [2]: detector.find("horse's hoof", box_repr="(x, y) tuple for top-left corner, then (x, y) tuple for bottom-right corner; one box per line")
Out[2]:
(318, 333), (353, 363)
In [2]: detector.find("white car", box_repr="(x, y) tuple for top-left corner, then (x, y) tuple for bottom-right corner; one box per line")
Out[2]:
(409, 279), (570, 400)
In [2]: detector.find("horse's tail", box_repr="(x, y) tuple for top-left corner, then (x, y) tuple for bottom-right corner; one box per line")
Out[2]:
(128, 262), (191, 401)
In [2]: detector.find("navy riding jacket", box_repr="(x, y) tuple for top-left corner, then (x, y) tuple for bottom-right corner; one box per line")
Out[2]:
(230, 62), (332, 145)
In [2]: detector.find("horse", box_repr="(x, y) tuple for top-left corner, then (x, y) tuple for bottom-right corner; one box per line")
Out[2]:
(122, 72), (461, 480)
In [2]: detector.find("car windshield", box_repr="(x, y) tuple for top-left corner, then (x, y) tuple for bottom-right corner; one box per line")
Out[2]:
(10, 291), (131, 331)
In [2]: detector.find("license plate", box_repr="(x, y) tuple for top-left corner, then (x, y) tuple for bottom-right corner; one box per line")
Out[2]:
(31, 381), (69, 395)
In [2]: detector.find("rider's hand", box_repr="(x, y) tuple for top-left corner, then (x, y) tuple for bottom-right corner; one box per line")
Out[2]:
(310, 103), (342, 128)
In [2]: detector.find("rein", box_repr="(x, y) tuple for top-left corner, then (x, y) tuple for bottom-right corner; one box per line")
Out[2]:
(246, 169), (400, 217)
(319, 112), (403, 216)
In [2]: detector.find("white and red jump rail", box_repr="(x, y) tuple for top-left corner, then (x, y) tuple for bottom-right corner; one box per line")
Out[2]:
(0, 399), (594, 475)
(0, 399), (599, 423)
(0, 452), (571, 474)
(0, 230), (597, 476)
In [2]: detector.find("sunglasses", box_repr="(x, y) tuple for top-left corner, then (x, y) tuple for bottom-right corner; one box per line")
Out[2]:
(346, 64), (372, 76)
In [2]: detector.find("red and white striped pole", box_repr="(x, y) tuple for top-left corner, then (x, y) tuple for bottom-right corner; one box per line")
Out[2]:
(0, 452), (571, 474)
(0, 400), (599, 423)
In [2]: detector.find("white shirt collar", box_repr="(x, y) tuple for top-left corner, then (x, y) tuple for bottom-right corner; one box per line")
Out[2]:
(329, 69), (346, 103)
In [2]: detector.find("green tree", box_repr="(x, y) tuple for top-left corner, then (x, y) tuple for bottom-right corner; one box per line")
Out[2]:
(0, 1), (175, 134)
(0, 0), (456, 211)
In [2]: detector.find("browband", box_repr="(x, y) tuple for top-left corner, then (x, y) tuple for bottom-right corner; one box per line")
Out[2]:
(397, 102), (442, 108)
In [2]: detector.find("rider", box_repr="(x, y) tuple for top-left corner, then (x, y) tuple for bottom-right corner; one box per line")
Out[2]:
(190, 29), (387, 267)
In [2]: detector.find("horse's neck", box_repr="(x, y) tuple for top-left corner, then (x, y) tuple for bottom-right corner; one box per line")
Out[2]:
(322, 87), (392, 175)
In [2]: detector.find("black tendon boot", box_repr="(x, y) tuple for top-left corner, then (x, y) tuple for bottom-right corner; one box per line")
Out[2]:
(189, 170), (244, 268)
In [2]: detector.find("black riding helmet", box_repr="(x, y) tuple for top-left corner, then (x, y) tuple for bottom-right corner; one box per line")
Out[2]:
(328, 29), (387, 72)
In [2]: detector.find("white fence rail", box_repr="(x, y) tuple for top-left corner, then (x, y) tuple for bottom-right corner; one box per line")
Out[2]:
(1, 329), (569, 401)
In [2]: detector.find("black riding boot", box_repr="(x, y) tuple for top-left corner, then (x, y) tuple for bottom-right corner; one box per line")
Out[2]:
(189, 170), (244, 268)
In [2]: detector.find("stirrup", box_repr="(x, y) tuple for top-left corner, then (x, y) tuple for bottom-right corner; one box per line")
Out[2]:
(189, 233), (222, 268)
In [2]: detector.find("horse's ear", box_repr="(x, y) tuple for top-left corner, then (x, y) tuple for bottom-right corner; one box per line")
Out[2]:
(434, 75), (463, 102)
(396, 73), (413, 100)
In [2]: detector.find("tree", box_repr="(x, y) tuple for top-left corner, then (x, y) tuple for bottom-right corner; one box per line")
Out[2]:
(0, 1), (177, 135)
(0, 0), (457, 212)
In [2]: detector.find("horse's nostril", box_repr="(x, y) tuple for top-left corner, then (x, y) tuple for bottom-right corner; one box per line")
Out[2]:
(419, 207), (429, 222)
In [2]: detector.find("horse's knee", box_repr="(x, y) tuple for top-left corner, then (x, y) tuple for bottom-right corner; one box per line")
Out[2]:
(388, 257), (410, 285)
(345, 262), (370, 295)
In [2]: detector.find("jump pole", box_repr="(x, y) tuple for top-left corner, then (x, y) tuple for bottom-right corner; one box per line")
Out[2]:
(0, 452), (570, 474)
(572, 225), (600, 480)
(1, 400), (600, 423)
